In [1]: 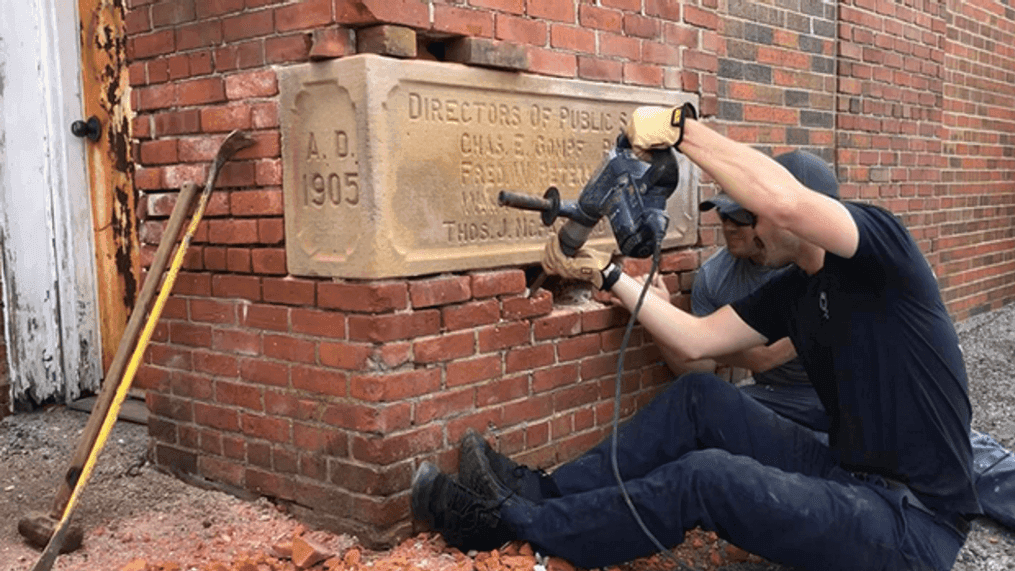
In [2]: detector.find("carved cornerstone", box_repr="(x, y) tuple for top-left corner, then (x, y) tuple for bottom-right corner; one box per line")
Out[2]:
(280, 54), (698, 278)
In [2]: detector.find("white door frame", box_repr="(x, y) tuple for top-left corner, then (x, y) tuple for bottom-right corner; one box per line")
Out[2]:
(0, 0), (102, 407)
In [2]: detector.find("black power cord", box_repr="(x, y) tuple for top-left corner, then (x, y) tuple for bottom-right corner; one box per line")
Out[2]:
(609, 243), (694, 571)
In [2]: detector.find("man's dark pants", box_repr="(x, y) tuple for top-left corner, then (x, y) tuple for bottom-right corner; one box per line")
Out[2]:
(499, 373), (965, 571)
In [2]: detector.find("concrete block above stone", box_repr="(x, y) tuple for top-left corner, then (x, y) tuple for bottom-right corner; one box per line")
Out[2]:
(446, 37), (529, 71)
(280, 54), (698, 278)
(357, 25), (417, 58)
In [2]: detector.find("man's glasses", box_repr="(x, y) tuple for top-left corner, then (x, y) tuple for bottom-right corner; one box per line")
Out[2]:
(719, 210), (756, 227)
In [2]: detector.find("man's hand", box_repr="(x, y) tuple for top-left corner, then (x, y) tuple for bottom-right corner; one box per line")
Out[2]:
(624, 102), (697, 160)
(541, 233), (612, 289)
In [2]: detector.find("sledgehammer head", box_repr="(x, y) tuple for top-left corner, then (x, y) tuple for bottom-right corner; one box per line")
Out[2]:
(17, 512), (84, 553)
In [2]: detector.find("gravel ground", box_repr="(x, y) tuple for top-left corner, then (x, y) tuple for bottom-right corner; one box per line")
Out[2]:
(0, 300), (1014, 571)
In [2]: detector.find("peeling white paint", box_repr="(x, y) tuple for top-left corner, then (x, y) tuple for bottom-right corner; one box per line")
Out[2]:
(0, 0), (101, 407)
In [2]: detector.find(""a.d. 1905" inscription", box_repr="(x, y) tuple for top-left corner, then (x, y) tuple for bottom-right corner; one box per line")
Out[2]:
(301, 129), (359, 209)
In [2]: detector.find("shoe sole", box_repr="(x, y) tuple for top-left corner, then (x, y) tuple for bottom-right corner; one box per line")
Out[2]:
(410, 461), (440, 525)
(459, 430), (506, 501)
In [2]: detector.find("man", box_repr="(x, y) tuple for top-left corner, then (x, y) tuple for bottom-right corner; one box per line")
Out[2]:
(412, 104), (979, 571)
(687, 185), (1015, 531)
(669, 152), (835, 433)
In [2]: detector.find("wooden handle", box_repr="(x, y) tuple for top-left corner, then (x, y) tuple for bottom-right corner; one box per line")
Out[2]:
(48, 182), (200, 517)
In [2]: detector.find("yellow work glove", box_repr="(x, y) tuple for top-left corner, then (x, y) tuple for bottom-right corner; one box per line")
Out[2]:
(541, 233), (614, 290)
(624, 102), (697, 160)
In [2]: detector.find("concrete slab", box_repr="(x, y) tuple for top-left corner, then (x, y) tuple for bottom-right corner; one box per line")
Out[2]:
(280, 54), (698, 278)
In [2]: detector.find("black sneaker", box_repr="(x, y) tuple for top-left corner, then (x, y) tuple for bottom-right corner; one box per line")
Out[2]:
(410, 461), (512, 552)
(458, 428), (557, 503)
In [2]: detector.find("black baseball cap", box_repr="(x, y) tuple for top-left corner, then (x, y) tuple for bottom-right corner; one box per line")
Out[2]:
(699, 150), (839, 223)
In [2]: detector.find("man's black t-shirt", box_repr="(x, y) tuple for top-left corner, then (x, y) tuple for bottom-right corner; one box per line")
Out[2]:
(731, 202), (981, 517)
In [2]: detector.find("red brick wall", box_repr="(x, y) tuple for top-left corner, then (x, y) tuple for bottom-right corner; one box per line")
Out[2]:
(125, 0), (1015, 546)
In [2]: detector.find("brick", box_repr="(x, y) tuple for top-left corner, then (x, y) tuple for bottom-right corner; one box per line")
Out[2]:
(225, 69), (278, 99)
(175, 21), (222, 51)
(193, 350), (240, 377)
(177, 77), (226, 106)
(579, 5), (622, 32)
(190, 298), (236, 324)
(275, 0), (332, 31)
(241, 302), (289, 331)
(154, 109), (200, 136)
(291, 307), (345, 338)
(170, 322), (212, 347)
(125, 8), (152, 36)
(557, 333), (601, 361)
(320, 340), (372, 370)
(496, 14), (547, 46)
(292, 365), (347, 397)
(334, 0), (428, 28)
(240, 357), (289, 387)
(502, 393), (552, 425)
(200, 104), (252, 132)
(226, 247), (252, 272)
(171, 271), (211, 296)
(477, 321), (530, 352)
(212, 274), (262, 301)
(472, 0), (524, 13)
(321, 401), (409, 435)
(528, 47), (577, 77)
(350, 425), (443, 465)
(194, 402), (240, 431)
(137, 83), (177, 111)
(433, 5), (495, 38)
(624, 62), (663, 86)
(266, 33), (311, 64)
(645, 0), (680, 21)
(581, 305), (628, 332)
(216, 160), (256, 187)
(263, 277), (315, 306)
(222, 9), (274, 42)
(413, 331), (475, 364)
(447, 355), (501, 387)
(624, 14), (660, 39)
(207, 219), (258, 244)
(446, 37), (529, 71)
(409, 276), (471, 308)
(534, 310), (581, 340)
(443, 299), (500, 330)
(152, 0), (195, 27)
(318, 281), (407, 312)
(350, 368), (441, 402)
(348, 310), (440, 342)
(259, 219), (284, 244)
(196, 0), (244, 17)
(131, 30), (175, 59)
(243, 413), (291, 445)
(140, 139), (177, 165)
(356, 25), (415, 58)
(527, 0), (575, 22)
(532, 363), (579, 392)
(578, 56), (623, 81)
(309, 26), (349, 60)
(476, 375), (529, 407)
(550, 24), (595, 53)
(213, 328), (262, 355)
(505, 344), (554, 373)
(415, 388), (477, 425)
(215, 380), (263, 410)
(264, 334), (316, 363)
(252, 248), (286, 275)
(471, 270), (526, 298)
(502, 291), (553, 320)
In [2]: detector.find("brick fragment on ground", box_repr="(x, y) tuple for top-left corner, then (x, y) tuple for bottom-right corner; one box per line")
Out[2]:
(121, 559), (149, 571)
(292, 534), (334, 569)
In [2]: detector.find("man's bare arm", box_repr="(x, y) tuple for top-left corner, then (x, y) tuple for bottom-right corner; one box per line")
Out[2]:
(610, 274), (768, 362)
(679, 120), (860, 259)
(659, 335), (796, 376)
